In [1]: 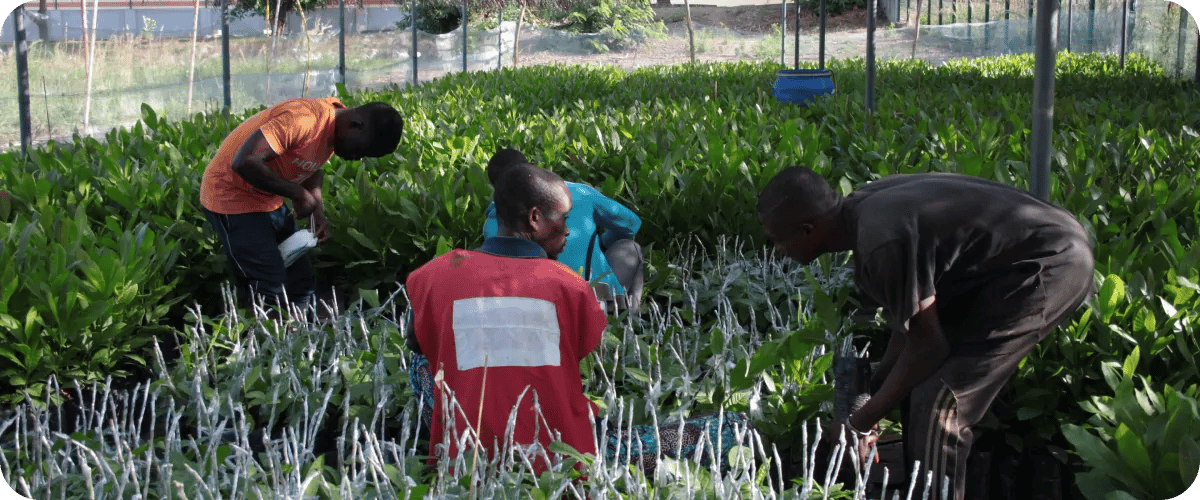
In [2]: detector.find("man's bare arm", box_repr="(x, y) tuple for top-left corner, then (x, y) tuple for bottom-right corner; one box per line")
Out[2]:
(849, 303), (950, 431)
(231, 130), (307, 200)
(301, 169), (324, 199)
(872, 329), (907, 392)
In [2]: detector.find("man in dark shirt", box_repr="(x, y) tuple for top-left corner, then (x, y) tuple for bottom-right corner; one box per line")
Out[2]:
(757, 167), (1095, 500)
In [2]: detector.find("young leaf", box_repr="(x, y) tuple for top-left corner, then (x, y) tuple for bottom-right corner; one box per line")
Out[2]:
(1097, 274), (1126, 322)
(547, 441), (593, 465)
(1114, 423), (1153, 490)
(1180, 438), (1200, 490)
(1122, 346), (1140, 380)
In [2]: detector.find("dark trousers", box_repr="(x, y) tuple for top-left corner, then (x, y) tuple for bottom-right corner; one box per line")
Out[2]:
(900, 236), (1095, 500)
(202, 204), (315, 311)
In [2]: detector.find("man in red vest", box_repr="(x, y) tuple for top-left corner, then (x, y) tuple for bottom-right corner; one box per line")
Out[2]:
(405, 163), (608, 472)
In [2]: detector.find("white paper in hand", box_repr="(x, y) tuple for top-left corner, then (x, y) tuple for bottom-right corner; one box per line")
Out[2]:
(279, 229), (318, 267)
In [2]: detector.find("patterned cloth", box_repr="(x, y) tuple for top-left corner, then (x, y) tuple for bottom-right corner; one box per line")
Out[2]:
(409, 351), (752, 476)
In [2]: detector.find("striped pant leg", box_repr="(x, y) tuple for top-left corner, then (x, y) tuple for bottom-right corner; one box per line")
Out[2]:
(903, 334), (1048, 500)
(904, 235), (1096, 499)
(904, 376), (971, 500)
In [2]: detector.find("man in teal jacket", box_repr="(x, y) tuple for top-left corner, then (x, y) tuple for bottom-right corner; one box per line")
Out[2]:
(483, 148), (644, 313)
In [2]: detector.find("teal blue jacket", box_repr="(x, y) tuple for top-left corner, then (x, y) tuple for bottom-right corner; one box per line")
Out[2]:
(484, 181), (641, 295)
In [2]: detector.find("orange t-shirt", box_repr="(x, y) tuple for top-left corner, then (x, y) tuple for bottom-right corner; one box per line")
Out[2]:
(200, 97), (345, 214)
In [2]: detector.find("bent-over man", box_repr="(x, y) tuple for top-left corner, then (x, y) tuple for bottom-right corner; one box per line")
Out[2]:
(200, 98), (403, 315)
(483, 148), (645, 314)
(757, 167), (1095, 500)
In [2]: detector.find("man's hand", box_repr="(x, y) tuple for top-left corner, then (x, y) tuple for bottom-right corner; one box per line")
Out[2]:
(824, 417), (881, 470)
(310, 205), (330, 245)
(293, 190), (320, 218)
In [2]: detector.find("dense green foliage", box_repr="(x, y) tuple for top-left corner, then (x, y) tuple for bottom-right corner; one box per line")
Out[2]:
(1, 53), (1199, 495)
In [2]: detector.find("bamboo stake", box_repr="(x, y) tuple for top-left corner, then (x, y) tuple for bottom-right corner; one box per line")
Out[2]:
(299, 5), (312, 97)
(83, 0), (99, 135)
(43, 76), (52, 140)
(79, 0), (89, 133)
(468, 356), (488, 498)
(187, 0), (201, 114)
(267, 0), (284, 102)
(514, 0), (526, 67)
(910, 0), (921, 58)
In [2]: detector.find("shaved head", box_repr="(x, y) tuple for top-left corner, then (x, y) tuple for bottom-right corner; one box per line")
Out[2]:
(487, 148), (530, 186)
(495, 163), (568, 232)
(757, 166), (841, 227)
(494, 163), (572, 258)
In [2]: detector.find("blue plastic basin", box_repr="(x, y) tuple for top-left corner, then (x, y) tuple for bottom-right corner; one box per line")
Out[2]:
(773, 69), (836, 106)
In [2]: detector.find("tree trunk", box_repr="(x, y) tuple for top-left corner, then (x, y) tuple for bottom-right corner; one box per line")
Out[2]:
(910, 0), (921, 58)
(274, 0), (291, 34)
(684, 0), (694, 62)
(514, 0), (526, 67)
(35, 0), (51, 42)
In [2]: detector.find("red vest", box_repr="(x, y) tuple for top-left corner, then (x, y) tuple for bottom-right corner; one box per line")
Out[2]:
(406, 249), (608, 471)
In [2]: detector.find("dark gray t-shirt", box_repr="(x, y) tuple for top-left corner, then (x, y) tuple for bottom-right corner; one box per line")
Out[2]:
(843, 173), (1090, 335)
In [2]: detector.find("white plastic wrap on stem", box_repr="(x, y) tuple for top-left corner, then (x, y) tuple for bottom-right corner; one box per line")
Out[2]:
(0, 237), (952, 499)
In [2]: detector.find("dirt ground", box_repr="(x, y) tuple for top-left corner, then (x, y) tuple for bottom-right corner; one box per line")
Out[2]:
(505, 4), (956, 73)
(654, 3), (879, 34)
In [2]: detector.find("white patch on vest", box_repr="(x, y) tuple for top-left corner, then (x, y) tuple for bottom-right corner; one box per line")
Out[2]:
(452, 297), (561, 370)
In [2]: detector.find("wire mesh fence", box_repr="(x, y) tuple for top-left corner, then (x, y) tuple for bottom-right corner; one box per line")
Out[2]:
(0, 0), (1196, 148)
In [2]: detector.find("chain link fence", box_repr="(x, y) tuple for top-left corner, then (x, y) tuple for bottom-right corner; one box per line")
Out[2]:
(0, 0), (1196, 147)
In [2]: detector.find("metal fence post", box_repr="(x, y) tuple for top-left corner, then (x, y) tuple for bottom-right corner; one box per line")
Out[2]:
(1087, 0), (1094, 52)
(412, 0), (418, 85)
(1005, 0), (1010, 44)
(462, 0), (468, 73)
(967, 0), (972, 38)
(1028, 0), (1034, 48)
(498, 7), (502, 70)
(1119, 0), (1127, 68)
(1030, 0), (1058, 201)
(1129, 0), (1136, 56)
(795, 0), (801, 68)
(984, 0), (990, 47)
(1065, 0), (1071, 51)
(866, 0), (876, 113)
(1176, 4), (1188, 77)
(338, 0), (346, 85)
(15, 6), (33, 156)
(222, 0), (231, 111)
(820, 0), (826, 68)
(781, 0), (786, 66)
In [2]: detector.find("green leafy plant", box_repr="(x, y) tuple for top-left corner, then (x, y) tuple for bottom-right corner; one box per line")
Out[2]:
(1062, 347), (1200, 500)
(0, 204), (181, 406)
(560, 0), (665, 51)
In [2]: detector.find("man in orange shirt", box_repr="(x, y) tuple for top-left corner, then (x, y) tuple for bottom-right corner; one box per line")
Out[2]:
(200, 98), (403, 315)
